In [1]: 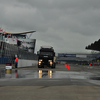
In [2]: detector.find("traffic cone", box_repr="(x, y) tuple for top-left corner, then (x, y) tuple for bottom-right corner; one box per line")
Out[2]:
(65, 64), (67, 68)
(68, 64), (70, 69)
(89, 64), (91, 66)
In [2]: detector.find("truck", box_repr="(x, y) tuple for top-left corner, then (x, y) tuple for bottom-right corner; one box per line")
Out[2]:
(37, 46), (56, 68)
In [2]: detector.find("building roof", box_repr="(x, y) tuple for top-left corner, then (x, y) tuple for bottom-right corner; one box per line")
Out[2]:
(5, 31), (36, 34)
(85, 39), (100, 51)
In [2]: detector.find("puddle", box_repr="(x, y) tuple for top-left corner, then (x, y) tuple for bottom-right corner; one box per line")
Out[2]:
(0, 69), (55, 79)
(90, 77), (100, 80)
(0, 69), (99, 80)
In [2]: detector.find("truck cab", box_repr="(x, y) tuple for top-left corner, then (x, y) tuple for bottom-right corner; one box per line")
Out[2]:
(37, 46), (56, 68)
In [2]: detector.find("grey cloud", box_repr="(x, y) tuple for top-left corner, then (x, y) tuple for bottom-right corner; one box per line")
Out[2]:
(17, 0), (100, 12)
(0, 0), (100, 53)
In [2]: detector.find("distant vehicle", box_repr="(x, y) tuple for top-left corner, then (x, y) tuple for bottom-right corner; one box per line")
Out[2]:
(37, 46), (56, 68)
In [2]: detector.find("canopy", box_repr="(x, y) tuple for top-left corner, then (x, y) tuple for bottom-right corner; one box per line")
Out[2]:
(5, 31), (36, 34)
(85, 39), (100, 51)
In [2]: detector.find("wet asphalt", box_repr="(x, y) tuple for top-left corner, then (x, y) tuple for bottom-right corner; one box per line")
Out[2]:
(0, 64), (100, 86)
(0, 64), (100, 100)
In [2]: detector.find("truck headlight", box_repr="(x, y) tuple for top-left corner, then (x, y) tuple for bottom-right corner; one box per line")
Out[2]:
(38, 59), (42, 65)
(50, 61), (53, 65)
(49, 60), (52, 62)
(39, 61), (41, 65)
(39, 59), (42, 62)
(49, 60), (53, 65)
(39, 61), (41, 64)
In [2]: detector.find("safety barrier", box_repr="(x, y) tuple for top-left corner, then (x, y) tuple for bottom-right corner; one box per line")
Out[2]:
(18, 59), (38, 68)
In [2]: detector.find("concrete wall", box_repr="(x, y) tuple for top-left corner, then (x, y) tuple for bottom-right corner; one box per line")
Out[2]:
(18, 59), (38, 68)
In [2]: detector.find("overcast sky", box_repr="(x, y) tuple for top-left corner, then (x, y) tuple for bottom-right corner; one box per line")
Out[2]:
(0, 0), (100, 53)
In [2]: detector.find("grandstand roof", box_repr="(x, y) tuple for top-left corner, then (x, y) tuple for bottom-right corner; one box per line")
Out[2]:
(5, 31), (36, 34)
(85, 39), (100, 51)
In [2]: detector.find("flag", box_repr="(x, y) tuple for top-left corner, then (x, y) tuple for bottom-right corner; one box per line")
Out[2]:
(22, 42), (26, 47)
(0, 31), (5, 36)
(7, 34), (11, 39)
(0, 28), (3, 32)
(14, 38), (17, 43)
(0, 28), (3, 36)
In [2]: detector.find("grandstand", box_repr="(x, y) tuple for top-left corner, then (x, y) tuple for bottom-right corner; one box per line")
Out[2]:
(0, 30), (38, 65)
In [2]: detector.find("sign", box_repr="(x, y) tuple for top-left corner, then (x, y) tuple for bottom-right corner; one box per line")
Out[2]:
(64, 54), (76, 57)
(5, 63), (12, 74)
(58, 54), (76, 57)
(58, 54), (65, 57)
(76, 55), (87, 58)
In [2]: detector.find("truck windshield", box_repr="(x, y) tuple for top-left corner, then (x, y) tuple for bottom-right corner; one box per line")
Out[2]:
(40, 52), (53, 56)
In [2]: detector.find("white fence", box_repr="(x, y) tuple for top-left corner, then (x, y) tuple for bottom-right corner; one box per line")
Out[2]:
(18, 59), (38, 68)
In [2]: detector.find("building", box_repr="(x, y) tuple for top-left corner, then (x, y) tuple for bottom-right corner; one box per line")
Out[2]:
(0, 30), (38, 65)
(56, 53), (100, 65)
(0, 31), (36, 53)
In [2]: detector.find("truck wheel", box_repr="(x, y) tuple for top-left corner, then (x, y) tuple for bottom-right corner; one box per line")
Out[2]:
(42, 66), (44, 68)
(38, 65), (41, 68)
(53, 65), (55, 68)
(54, 63), (56, 68)
(52, 64), (55, 69)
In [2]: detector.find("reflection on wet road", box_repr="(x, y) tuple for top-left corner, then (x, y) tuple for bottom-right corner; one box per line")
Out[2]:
(39, 70), (53, 78)
(0, 69), (54, 79)
(0, 69), (100, 80)
(0, 64), (100, 86)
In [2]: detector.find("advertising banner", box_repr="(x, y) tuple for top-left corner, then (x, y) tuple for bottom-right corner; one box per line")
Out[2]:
(58, 54), (76, 57)
(64, 54), (76, 57)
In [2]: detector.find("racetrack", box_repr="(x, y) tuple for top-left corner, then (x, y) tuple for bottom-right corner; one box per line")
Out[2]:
(0, 64), (100, 100)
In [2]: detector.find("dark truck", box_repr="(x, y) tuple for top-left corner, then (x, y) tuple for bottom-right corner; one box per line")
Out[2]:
(37, 46), (56, 68)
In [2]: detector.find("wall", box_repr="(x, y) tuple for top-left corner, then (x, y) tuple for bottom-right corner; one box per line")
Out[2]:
(18, 59), (38, 68)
